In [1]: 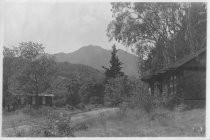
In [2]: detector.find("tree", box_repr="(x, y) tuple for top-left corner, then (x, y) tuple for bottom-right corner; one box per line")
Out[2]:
(65, 72), (81, 106)
(103, 45), (124, 78)
(3, 47), (19, 110)
(16, 42), (57, 106)
(104, 76), (130, 106)
(78, 79), (105, 105)
(107, 2), (206, 75)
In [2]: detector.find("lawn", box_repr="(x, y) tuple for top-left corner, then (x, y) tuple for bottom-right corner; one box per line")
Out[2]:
(2, 107), (205, 137)
(2, 106), (85, 129)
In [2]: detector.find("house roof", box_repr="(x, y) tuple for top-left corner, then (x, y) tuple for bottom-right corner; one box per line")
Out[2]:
(141, 47), (206, 81)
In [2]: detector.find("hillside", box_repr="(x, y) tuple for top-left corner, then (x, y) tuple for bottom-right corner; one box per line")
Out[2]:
(52, 62), (105, 96)
(54, 45), (139, 77)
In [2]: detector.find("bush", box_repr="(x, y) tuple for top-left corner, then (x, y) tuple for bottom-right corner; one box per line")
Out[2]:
(65, 104), (74, 110)
(126, 79), (153, 113)
(104, 76), (128, 107)
(22, 106), (53, 117)
(78, 81), (105, 105)
(30, 111), (74, 137)
(118, 102), (129, 118)
(75, 103), (85, 110)
(54, 97), (66, 107)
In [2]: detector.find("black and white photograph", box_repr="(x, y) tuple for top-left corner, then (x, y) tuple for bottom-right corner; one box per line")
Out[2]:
(1, 1), (208, 137)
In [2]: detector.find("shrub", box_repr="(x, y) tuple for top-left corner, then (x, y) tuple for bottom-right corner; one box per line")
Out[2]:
(22, 106), (53, 117)
(118, 102), (129, 118)
(66, 93), (80, 107)
(78, 81), (105, 105)
(65, 104), (74, 110)
(126, 79), (153, 113)
(104, 76), (128, 106)
(73, 122), (89, 131)
(30, 111), (74, 137)
(54, 97), (66, 107)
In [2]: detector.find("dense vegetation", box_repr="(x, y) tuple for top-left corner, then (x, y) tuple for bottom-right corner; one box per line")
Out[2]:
(107, 2), (206, 75)
(3, 42), (57, 110)
(52, 62), (106, 107)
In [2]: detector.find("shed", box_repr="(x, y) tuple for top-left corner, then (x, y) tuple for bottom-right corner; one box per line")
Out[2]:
(12, 89), (54, 107)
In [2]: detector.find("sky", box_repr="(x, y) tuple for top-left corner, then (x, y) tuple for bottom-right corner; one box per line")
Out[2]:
(3, 2), (130, 54)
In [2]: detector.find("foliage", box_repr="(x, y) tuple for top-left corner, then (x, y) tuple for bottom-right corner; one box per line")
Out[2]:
(3, 42), (57, 108)
(16, 42), (57, 97)
(3, 47), (19, 109)
(53, 97), (66, 107)
(65, 72), (81, 106)
(104, 76), (130, 106)
(78, 80), (105, 105)
(103, 45), (124, 78)
(53, 62), (106, 107)
(42, 114), (74, 137)
(107, 2), (206, 75)
(126, 79), (153, 113)
(28, 109), (74, 137)
(22, 105), (53, 117)
(57, 62), (105, 84)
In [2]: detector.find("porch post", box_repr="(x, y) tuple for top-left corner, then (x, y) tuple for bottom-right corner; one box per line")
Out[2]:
(177, 70), (184, 104)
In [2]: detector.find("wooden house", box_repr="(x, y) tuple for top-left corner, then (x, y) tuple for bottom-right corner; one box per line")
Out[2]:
(141, 48), (206, 107)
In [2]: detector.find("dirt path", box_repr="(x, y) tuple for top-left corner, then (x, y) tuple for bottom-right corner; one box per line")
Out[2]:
(71, 108), (119, 125)
(2, 107), (119, 136)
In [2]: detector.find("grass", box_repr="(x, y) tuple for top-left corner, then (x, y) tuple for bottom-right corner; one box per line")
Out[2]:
(2, 106), (83, 129)
(74, 108), (206, 137)
(2, 106), (205, 137)
(2, 110), (45, 129)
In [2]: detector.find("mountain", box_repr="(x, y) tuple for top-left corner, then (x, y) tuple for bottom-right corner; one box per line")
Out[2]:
(54, 45), (139, 77)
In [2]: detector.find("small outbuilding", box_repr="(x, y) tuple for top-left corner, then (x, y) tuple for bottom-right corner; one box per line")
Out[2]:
(141, 48), (206, 107)
(12, 89), (54, 107)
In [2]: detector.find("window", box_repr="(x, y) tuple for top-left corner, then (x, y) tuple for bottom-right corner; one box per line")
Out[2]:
(42, 96), (46, 105)
(32, 97), (36, 105)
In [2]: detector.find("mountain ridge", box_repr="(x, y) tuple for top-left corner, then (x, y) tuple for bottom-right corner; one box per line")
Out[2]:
(54, 45), (139, 77)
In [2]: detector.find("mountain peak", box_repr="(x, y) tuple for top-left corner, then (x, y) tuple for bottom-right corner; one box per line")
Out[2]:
(78, 45), (106, 51)
(54, 45), (139, 77)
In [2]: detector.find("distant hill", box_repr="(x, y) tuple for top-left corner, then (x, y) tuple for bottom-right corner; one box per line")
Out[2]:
(57, 62), (104, 82)
(54, 45), (139, 77)
(52, 62), (105, 96)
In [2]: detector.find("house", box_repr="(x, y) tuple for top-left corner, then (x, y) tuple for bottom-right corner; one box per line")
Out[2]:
(141, 48), (206, 108)
(12, 89), (54, 107)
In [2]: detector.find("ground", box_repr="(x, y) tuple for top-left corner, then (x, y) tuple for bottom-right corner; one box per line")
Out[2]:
(75, 108), (205, 137)
(2, 107), (205, 137)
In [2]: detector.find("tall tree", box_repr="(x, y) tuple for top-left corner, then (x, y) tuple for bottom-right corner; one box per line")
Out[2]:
(107, 2), (206, 75)
(103, 45), (124, 78)
(66, 72), (81, 106)
(15, 42), (57, 106)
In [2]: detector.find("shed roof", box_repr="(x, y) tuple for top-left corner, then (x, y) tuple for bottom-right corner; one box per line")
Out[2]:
(12, 93), (54, 97)
(10, 89), (55, 97)
(141, 47), (206, 81)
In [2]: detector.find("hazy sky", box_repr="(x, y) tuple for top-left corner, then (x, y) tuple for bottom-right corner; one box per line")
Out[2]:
(3, 2), (129, 54)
